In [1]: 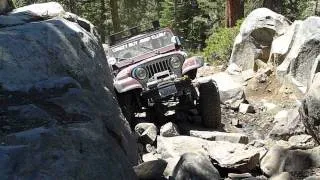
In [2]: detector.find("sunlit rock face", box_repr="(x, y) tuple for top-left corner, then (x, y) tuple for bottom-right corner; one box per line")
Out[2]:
(229, 8), (290, 71)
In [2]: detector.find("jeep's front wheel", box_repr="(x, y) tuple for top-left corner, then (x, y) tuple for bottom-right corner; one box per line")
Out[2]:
(116, 92), (135, 125)
(199, 80), (221, 129)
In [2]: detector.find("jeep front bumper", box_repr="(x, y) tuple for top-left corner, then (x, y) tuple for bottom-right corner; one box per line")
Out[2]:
(141, 78), (193, 101)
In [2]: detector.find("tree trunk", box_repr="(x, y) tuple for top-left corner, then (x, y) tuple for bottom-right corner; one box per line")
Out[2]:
(263, 0), (283, 13)
(316, 0), (319, 16)
(99, 0), (107, 42)
(226, 0), (244, 27)
(110, 0), (121, 33)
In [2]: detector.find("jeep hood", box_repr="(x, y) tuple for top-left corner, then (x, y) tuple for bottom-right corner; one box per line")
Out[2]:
(113, 44), (176, 69)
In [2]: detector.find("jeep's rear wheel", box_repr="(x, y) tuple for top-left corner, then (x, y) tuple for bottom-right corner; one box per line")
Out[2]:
(199, 80), (221, 129)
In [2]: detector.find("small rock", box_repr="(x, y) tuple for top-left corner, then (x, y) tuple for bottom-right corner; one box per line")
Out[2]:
(268, 108), (305, 140)
(133, 159), (167, 180)
(270, 172), (291, 180)
(160, 122), (180, 137)
(256, 73), (268, 83)
(263, 102), (278, 112)
(135, 123), (157, 134)
(172, 153), (220, 180)
(239, 103), (255, 114)
(228, 172), (253, 179)
(142, 152), (161, 162)
(135, 123), (158, 145)
(304, 176), (320, 180)
(273, 110), (289, 123)
(190, 130), (249, 144)
(227, 63), (242, 75)
(288, 134), (315, 149)
(145, 144), (156, 153)
(231, 118), (240, 127)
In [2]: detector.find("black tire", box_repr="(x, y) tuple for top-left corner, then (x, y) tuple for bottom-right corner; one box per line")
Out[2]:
(187, 69), (197, 80)
(199, 80), (221, 129)
(116, 92), (135, 125)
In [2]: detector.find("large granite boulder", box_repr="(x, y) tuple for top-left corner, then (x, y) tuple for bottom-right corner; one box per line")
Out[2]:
(229, 8), (290, 71)
(274, 16), (320, 93)
(0, 2), (137, 180)
(305, 73), (320, 126)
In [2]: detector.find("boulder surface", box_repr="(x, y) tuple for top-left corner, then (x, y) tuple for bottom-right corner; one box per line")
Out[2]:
(0, 2), (137, 179)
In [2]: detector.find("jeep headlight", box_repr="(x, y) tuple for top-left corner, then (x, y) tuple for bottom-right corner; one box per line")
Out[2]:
(133, 67), (147, 80)
(170, 56), (181, 69)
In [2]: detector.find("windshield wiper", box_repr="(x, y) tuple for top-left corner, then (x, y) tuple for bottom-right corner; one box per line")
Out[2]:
(115, 57), (130, 61)
(141, 46), (162, 55)
(141, 46), (154, 51)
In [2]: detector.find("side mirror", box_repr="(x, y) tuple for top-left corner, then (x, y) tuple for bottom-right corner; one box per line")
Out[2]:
(171, 36), (181, 46)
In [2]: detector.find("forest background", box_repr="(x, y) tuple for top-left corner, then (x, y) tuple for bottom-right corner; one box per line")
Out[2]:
(13, 0), (320, 64)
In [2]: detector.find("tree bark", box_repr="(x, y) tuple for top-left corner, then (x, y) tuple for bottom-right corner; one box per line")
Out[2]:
(99, 0), (107, 42)
(110, 0), (121, 33)
(226, 0), (244, 27)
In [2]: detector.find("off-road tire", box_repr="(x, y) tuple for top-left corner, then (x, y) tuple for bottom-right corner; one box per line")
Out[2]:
(199, 80), (221, 129)
(116, 92), (135, 126)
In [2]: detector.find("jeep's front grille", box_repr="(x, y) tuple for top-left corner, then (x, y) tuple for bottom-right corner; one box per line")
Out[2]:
(146, 59), (172, 78)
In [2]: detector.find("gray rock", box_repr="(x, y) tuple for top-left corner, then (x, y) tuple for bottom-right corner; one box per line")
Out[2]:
(307, 146), (320, 168)
(239, 103), (255, 114)
(210, 72), (245, 109)
(262, 101), (278, 112)
(160, 122), (180, 137)
(133, 160), (167, 180)
(261, 145), (319, 176)
(241, 69), (255, 81)
(231, 118), (240, 127)
(268, 108), (305, 140)
(288, 134), (315, 149)
(227, 63), (242, 75)
(0, 2), (65, 28)
(0, 3), (137, 179)
(163, 157), (180, 178)
(145, 144), (156, 153)
(256, 73), (268, 83)
(172, 153), (220, 180)
(260, 145), (289, 176)
(190, 130), (249, 144)
(142, 152), (161, 162)
(228, 173), (253, 179)
(229, 8), (290, 71)
(135, 123), (158, 145)
(275, 17), (320, 93)
(305, 72), (320, 126)
(270, 172), (291, 180)
(304, 176), (320, 180)
(157, 136), (262, 172)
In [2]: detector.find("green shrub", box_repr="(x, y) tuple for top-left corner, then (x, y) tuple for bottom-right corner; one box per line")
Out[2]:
(203, 20), (243, 65)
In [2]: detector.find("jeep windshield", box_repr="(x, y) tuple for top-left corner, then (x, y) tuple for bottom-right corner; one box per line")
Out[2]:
(110, 30), (174, 61)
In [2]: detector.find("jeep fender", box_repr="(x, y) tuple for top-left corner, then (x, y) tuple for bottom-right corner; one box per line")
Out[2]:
(114, 77), (142, 93)
(182, 56), (204, 75)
